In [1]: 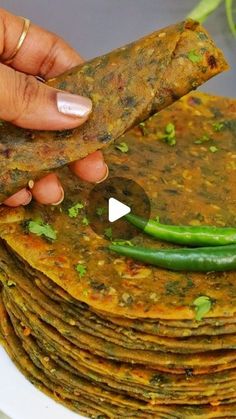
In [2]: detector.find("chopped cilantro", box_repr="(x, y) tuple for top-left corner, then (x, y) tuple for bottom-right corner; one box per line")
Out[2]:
(68, 202), (84, 218)
(82, 216), (90, 226)
(212, 122), (225, 132)
(194, 134), (210, 144)
(209, 145), (219, 153)
(75, 263), (87, 278)
(193, 296), (212, 321)
(104, 227), (113, 240)
(165, 123), (175, 135)
(161, 123), (176, 146)
(28, 220), (57, 241)
(187, 50), (202, 63)
(96, 207), (106, 217)
(115, 142), (129, 153)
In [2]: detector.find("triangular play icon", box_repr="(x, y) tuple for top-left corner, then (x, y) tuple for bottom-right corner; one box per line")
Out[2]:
(108, 197), (131, 223)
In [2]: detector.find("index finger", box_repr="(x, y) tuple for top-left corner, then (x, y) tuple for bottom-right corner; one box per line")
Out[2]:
(0, 8), (83, 79)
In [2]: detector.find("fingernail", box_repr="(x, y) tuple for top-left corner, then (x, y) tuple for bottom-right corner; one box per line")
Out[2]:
(51, 187), (64, 206)
(32, 174), (63, 205)
(57, 92), (92, 118)
(22, 191), (33, 206)
(3, 188), (32, 207)
(96, 164), (109, 184)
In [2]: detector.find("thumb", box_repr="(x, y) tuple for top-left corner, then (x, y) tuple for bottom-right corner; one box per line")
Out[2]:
(0, 63), (92, 130)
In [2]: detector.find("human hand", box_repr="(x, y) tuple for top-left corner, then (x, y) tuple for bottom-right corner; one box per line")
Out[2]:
(0, 9), (108, 207)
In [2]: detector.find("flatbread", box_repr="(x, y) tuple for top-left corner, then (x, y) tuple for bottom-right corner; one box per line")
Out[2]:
(2, 294), (236, 417)
(0, 92), (236, 320)
(1, 92), (236, 417)
(4, 278), (236, 402)
(0, 20), (228, 201)
(5, 272), (236, 354)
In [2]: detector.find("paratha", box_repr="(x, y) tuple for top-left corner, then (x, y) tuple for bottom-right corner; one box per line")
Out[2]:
(0, 20), (228, 201)
(1, 92), (236, 417)
(0, 92), (236, 320)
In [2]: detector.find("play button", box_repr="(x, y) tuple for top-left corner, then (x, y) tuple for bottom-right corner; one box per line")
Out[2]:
(108, 198), (131, 222)
(86, 176), (150, 241)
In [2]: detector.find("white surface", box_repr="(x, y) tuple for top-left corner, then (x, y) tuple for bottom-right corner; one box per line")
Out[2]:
(108, 197), (130, 223)
(0, 347), (83, 419)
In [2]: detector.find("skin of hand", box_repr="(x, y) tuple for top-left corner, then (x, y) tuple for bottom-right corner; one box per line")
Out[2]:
(0, 8), (108, 207)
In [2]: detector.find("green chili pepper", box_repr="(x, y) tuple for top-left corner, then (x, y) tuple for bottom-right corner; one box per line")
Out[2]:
(125, 213), (236, 246)
(109, 243), (236, 272)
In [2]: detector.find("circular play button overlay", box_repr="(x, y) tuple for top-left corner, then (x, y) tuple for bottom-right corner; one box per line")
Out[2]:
(87, 176), (150, 241)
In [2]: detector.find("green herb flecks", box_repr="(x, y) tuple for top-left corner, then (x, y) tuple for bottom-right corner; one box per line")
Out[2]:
(115, 142), (129, 153)
(187, 50), (202, 63)
(212, 121), (225, 132)
(75, 263), (87, 278)
(193, 295), (212, 321)
(28, 220), (57, 241)
(96, 207), (106, 217)
(209, 145), (219, 153)
(82, 217), (90, 226)
(161, 123), (176, 146)
(104, 227), (113, 240)
(68, 202), (84, 218)
(194, 134), (210, 144)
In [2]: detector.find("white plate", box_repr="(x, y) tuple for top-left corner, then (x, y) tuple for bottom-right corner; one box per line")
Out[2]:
(0, 346), (84, 419)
